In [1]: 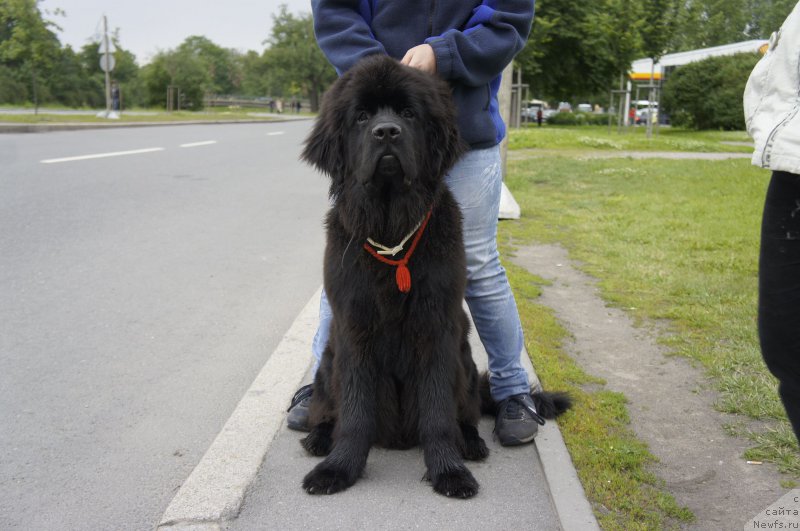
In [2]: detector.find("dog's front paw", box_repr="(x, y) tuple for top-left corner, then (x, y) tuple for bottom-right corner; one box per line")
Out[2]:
(431, 467), (479, 499)
(301, 422), (333, 456)
(462, 435), (489, 461)
(302, 463), (354, 495)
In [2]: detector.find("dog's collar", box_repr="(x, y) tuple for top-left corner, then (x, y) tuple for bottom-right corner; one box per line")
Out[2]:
(363, 209), (432, 293)
(366, 217), (425, 257)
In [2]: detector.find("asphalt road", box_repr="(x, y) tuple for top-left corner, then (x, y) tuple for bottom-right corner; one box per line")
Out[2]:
(0, 121), (328, 530)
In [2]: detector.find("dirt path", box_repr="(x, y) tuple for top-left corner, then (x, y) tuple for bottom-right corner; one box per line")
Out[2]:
(511, 243), (789, 529)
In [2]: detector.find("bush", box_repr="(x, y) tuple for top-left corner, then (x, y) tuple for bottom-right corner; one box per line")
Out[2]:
(662, 52), (761, 130)
(547, 112), (612, 126)
(0, 65), (28, 104)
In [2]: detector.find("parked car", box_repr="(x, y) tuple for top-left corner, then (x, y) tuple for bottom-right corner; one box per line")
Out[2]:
(557, 101), (572, 112)
(521, 99), (549, 120)
(577, 103), (592, 113)
(634, 100), (658, 124)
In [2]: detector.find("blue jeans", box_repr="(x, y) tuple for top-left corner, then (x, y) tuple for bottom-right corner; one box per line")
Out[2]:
(311, 145), (530, 401)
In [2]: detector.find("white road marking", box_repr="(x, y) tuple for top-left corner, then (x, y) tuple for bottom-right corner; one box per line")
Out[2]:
(180, 140), (217, 148)
(41, 147), (164, 164)
(267, 131), (285, 136)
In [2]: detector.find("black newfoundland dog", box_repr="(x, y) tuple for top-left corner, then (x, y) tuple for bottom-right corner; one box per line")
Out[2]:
(300, 55), (569, 499)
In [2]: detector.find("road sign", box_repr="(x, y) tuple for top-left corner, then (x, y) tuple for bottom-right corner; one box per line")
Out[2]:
(100, 54), (116, 72)
(97, 40), (116, 54)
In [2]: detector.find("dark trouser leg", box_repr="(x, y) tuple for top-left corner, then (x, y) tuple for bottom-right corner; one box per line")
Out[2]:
(758, 170), (800, 442)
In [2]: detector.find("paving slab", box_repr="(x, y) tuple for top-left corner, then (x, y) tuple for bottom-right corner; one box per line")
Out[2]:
(158, 289), (597, 531)
(228, 415), (558, 531)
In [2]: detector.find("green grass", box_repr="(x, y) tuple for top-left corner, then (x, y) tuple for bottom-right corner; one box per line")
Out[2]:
(505, 261), (693, 529)
(508, 125), (753, 153)
(500, 125), (799, 527)
(501, 131), (799, 479)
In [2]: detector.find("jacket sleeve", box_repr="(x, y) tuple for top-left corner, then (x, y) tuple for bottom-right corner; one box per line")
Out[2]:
(425, 0), (534, 87)
(311, 0), (386, 75)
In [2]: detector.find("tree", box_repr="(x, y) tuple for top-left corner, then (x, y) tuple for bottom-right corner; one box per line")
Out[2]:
(749, 0), (797, 37)
(262, 5), (335, 111)
(641, 0), (678, 136)
(581, 0), (644, 91)
(176, 36), (242, 95)
(139, 46), (209, 109)
(239, 50), (277, 97)
(670, 0), (796, 51)
(137, 36), (245, 109)
(0, 0), (62, 111)
(517, 0), (643, 102)
(672, 0), (754, 50)
(47, 44), (94, 107)
(76, 36), (139, 108)
(516, 0), (593, 101)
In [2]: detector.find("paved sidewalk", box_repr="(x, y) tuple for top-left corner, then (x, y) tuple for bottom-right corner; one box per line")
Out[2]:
(157, 289), (598, 531)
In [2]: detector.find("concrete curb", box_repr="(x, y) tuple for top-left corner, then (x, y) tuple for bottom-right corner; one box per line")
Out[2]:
(157, 289), (321, 530)
(536, 423), (600, 530)
(0, 117), (310, 134)
(517, 348), (600, 531)
(157, 287), (598, 530)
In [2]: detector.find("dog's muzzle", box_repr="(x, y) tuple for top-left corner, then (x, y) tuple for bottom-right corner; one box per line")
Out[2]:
(376, 154), (402, 177)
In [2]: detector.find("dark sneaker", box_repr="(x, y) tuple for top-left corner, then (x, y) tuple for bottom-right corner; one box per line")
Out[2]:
(495, 393), (546, 446)
(287, 384), (313, 432)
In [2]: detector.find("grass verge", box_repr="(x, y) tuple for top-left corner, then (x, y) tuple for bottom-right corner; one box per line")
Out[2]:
(500, 145), (799, 478)
(0, 109), (292, 124)
(505, 261), (693, 529)
(508, 125), (752, 153)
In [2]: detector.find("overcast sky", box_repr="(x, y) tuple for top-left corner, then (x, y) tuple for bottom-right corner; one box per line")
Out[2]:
(40, 0), (311, 65)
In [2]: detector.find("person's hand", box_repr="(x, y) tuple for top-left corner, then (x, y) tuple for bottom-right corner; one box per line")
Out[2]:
(401, 44), (437, 74)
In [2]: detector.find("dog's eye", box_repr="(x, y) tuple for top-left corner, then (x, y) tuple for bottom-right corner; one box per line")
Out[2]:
(356, 111), (369, 123)
(400, 108), (415, 119)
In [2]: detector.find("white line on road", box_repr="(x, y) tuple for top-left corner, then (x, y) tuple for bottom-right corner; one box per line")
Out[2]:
(180, 141), (217, 148)
(40, 147), (164, 164)
(267, 131), (285, 136)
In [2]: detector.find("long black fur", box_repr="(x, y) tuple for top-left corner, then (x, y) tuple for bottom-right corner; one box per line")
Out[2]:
(477, 373), (573, 418)
(299, 55), (569, 499)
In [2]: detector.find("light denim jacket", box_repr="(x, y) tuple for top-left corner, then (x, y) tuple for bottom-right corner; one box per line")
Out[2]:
(744, 2), (800, 173)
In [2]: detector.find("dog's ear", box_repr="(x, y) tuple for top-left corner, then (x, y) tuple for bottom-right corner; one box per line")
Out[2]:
(427, 81), (467, 176)
(301, 80), (348, 196)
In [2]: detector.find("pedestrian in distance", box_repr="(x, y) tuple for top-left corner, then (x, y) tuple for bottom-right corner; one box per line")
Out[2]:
(536, 107), (543, 127)
(287, 0), (545, 447)
(744, 1), (800, 444)
(111, 82), (120, 111)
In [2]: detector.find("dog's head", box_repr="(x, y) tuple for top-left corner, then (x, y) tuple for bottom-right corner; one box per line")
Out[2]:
(302, 55), (465, 214)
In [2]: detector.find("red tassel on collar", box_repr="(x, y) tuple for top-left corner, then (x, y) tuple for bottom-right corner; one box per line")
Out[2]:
(363, 209), (432, 293)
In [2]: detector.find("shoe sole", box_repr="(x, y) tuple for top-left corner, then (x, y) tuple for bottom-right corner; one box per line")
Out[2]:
(286, 418), (311, 432)
(497, 429), (538, 447)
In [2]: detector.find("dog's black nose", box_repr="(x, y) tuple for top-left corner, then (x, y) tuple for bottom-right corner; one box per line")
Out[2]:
(372, 122), (402, 141)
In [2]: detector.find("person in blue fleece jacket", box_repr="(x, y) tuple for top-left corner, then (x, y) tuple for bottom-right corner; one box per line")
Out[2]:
(288, 0), (541, 447)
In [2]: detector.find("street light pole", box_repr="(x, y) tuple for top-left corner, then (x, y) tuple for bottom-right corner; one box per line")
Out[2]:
(103, 15), (111, 114)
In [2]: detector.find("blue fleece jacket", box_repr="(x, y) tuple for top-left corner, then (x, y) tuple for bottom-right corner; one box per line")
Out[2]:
(311, 0), (535, 149)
